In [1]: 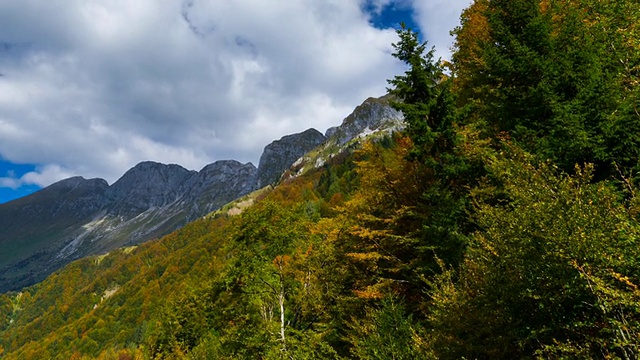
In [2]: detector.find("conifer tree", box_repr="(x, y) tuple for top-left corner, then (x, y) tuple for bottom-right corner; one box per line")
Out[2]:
(387, 24), (457, 167)
(385, 25), (473, 278)
(452, 0), (640, 178)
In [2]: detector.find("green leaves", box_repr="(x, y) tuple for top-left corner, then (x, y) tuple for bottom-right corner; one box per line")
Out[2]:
(453, 0), (640, 178)
(428, 146), (640, 358)
(348, 296), (429, 360)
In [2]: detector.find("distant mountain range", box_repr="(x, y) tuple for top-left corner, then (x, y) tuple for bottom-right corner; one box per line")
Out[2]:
(0, 96), (403, 292)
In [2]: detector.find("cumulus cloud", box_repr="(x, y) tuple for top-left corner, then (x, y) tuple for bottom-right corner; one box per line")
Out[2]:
(0, 176), (21, 190)
(0, 0), (470, 188)
(19, 165), (76, 188)
(411, 0), (473, 59)
(0, 164), (74, 189)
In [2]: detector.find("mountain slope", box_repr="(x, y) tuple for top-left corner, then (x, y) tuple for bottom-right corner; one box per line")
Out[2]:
(0, 95), (395, 358)
(0, 158), (344, 359)
(0, 96), (401, 293)
(0, 177), (109, 290)
(0, 161), (257, 292)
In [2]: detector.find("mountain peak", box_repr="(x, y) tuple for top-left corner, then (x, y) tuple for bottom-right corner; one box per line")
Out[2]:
(325, 95), (403, 145)
(199, 159), (256, 173)
(255, 128), (327, 188)
(106, 162), (194, 213)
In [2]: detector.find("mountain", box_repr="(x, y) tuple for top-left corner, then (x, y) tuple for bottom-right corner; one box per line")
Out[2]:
(55, 160), (259, 260)
(0, 96), (402, 292)
(0, 177), (110, 290)
(255, 128), (327, 188)
(0, 160), (257, 292)
(324, 94), (404, 146)
(285, 95), (404, 177)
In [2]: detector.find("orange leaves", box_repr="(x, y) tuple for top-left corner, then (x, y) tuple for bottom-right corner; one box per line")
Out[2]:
(328, 192), (344, 207)
(272, 254), (292, 271)
(353, 285), (385, 300)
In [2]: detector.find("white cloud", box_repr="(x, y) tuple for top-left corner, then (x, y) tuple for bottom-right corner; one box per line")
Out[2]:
(410, 0), (473, 59)
(0, 0), (469, 188)
(366, 0), (395, 15)
(0, 176), (21, 190)
(20, 165), (76, 188)
(0, 164), (74, 189)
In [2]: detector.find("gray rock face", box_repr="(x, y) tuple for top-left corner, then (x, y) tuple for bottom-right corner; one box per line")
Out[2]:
(181, 160), (257, 219)
(255, 128), (326, 188)
(106, 162), (196, 215)
(325, 96), (404, 145)
(280, 95), (405, 178)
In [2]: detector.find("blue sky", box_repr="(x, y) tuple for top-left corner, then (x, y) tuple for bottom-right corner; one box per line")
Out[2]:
(363, 0), (419, 31)
(0, 0), (471, 204)
(0, 160), (39, 203)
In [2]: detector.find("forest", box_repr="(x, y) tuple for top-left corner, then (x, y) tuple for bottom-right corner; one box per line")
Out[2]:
(1, 0), (640, 358)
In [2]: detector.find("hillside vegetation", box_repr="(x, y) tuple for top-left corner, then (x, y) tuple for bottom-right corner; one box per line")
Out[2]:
(2, 0), (640, 358)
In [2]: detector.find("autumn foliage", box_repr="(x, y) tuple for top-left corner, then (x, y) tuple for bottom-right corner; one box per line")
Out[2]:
(2, 1), (640, 358)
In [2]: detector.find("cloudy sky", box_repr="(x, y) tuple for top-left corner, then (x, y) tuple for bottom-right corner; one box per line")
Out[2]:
(0, 0), (471, 204)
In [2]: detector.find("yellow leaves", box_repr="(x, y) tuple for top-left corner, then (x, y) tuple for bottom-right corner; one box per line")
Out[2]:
(451, 0), (490, 94)
(457, 123), (495, 164)
(609, 270), (640, 295)
(349, 224), (391, 241)
(354, 287), (384, 300)
(346, 252), (388, 262)
(350, 135), (428, 215)
(316, 135), (431, 302)
(572, 260), (640, 306)
(353, 283), (387, 300)
(539, 0), (550, 14)
(474, 234), (499, 258)
(345, 252), (386, 277)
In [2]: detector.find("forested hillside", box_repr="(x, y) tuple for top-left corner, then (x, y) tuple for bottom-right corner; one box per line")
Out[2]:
(2, 0), (640, 358)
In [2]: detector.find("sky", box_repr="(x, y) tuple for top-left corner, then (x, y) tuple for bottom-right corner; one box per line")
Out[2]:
(0, 0), (472, 204)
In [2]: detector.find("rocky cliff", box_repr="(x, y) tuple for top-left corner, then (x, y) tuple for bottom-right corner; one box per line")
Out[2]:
(324, 95), (404, 145)
(284, 95), (405, 177)
(255, 128), (327, 188)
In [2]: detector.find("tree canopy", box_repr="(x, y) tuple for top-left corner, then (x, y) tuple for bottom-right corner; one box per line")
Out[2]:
(2, 1), (640, 358)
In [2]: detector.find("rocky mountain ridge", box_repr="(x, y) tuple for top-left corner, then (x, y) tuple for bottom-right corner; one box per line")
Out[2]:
(256, 128), (327, 188)
(284, 96), (405, 178)
(0, 95), (403, 292)
(324, 94), (404, 146)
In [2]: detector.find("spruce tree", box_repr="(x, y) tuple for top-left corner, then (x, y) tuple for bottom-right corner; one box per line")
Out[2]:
(387, 24), (457, 168)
